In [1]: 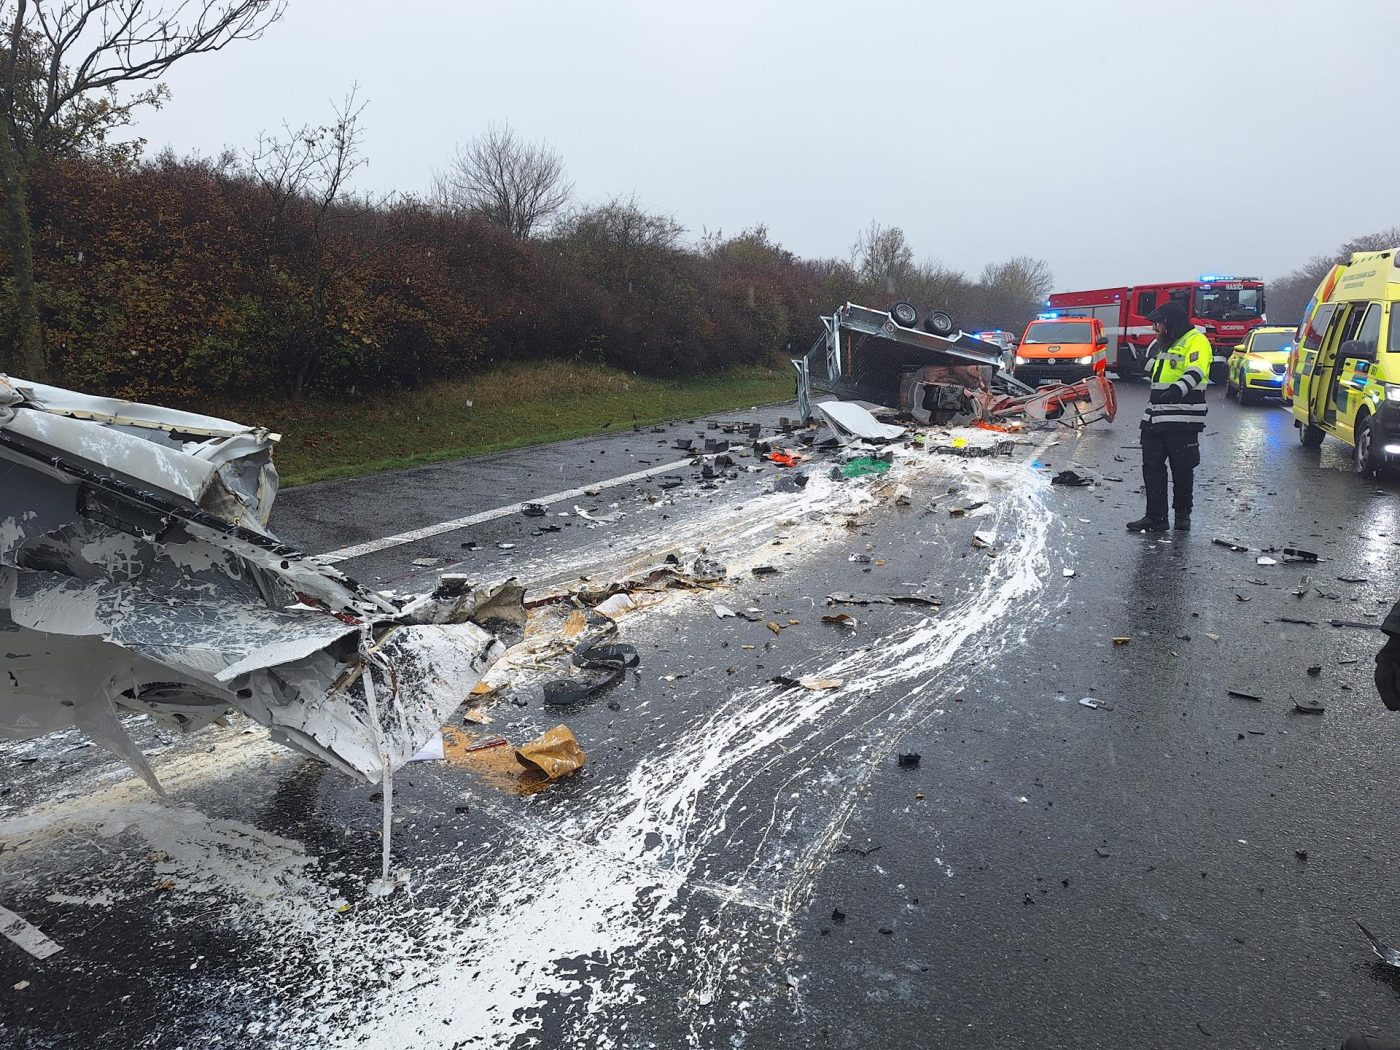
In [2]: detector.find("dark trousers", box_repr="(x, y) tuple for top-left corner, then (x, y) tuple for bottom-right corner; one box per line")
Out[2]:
(1140, 426), (1200, 522)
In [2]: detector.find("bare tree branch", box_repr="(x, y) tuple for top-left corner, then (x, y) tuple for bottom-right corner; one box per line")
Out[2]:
(436, 120), (572, 239)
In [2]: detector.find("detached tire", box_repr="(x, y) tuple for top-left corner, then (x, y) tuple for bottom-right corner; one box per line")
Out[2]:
(1298, 421), (1325, 448)
(1354, 413), (1382, 476)
(924, 309), (956, 336)
(889, 300), (919, 328)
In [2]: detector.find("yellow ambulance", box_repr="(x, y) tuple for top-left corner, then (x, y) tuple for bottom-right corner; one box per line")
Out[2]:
(1291, 249), (1400, 475)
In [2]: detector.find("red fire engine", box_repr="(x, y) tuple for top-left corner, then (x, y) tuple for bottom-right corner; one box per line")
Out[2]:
(1046, 276), (1267, 378)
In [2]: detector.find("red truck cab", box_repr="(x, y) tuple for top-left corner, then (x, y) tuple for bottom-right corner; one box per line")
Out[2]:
(1048, 276), (1266, 379)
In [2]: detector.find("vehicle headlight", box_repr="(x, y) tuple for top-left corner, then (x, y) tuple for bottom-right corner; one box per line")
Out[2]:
(1249, 360), (1274, 373)
(1015, 356), (1028, 365)
(1387, 384), (1400, 402)
(1074, 356), (1092, 364)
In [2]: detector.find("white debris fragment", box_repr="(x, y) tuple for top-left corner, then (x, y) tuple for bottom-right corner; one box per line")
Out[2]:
(713, 604), (738, 619)
(1063, 568), (1076, 578)
(411, 557), (442, 567)
(409, 732), (446, 762)
(1257, 556), (1277, 566)
(1078, 697), (1100, 709)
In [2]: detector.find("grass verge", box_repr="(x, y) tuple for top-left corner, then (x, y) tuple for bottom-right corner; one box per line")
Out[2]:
(219, 362), (795, 487)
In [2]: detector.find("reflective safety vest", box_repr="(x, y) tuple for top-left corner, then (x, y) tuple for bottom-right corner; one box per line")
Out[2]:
(1149, 329), (1212, 389)
(1143, 329), (1210, 431)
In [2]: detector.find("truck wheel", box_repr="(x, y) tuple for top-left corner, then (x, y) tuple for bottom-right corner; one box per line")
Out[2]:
(1354, 413), (1381, 476)
(923, 310), (955, 336)
(1298, 421), (1325, 448)
(889, 300), (919, 327)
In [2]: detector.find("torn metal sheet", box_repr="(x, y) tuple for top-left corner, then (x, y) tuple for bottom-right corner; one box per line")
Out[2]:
(815, 402), (906, 445)
(1, 375), (516, 786)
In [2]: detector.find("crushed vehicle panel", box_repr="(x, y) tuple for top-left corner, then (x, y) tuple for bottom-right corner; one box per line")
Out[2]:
(0, 375), (516, 788)
(794, 302), (1116, 428)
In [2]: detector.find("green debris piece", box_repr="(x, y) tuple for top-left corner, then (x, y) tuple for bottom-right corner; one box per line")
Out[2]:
(841, 456), (893, 479)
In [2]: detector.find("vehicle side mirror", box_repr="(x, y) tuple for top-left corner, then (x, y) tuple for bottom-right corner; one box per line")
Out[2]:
(1095, 334), (1108, 347)
(1233, 344), (1244, 352)
(1339, 339), (1376, 361)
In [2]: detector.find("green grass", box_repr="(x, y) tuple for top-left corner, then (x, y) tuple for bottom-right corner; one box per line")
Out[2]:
(218, 362), (795, 487)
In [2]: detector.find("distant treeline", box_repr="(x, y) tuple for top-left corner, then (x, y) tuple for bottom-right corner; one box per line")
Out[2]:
(5, 124), (1056, 403)
(1268, 227), (1400, 326)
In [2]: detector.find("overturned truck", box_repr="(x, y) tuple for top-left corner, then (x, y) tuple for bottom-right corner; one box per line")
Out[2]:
(794, 301), (1116, 427)
(0, 375), (518, 791)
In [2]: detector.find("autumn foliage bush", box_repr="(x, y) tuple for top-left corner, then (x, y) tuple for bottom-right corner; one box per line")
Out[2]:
(11, 155), (820, 402)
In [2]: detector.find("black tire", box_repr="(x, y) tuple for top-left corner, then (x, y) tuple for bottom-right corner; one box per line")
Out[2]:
(1239, 383), (1254, 406)
(889, 300), (919, 328)
(1224, 375), (1237, 400)
(1298, 420), (1325, 448)
(924, 309), (956, 336)
(1354, 413), (1382, 477)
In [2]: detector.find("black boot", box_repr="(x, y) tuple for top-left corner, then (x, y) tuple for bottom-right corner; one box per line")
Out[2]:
(1174, 516), (1191, 531)
(1126, 516), (1167, 532)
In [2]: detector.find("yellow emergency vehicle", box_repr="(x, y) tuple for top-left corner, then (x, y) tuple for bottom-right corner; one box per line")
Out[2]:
(1291, 249), (1400, 475)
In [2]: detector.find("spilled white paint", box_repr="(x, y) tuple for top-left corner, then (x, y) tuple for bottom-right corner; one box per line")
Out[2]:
(1, 432), (1075, 1047)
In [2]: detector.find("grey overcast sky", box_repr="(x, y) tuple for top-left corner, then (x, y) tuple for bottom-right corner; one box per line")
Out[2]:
(132, 0), (1399, 291)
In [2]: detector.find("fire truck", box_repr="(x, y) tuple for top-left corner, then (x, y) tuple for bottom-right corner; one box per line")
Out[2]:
(1046, 276), (1267, 379)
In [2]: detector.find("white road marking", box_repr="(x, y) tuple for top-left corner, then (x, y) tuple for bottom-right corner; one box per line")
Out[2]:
(314, 456), (697, 564)
(0, 903), (63, 959)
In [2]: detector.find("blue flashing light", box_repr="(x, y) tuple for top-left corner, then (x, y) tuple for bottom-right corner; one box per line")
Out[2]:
(1198, 274), (1237, 282)
(1037, 311), (1060, 320)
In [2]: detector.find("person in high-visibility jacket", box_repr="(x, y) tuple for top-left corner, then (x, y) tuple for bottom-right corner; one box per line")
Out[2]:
(1126, 301), (1210, 532)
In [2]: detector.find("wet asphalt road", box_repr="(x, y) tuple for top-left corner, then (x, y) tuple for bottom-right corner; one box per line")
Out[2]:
(4, 381), (1400, 1050)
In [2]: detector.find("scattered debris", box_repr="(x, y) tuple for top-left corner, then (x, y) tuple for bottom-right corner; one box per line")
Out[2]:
(1283, 548), (1319, 563)
(897, 752), (921, 768)
(1356, 921), (1400, 967)
(411, 557), (443, 567)
(821, 613), (858, 628)
(1256, 556), (1277, 566)
(574, 505), (621, 524)
(1063, 568), (1076, 578)
(1213, 539), (1250, 552)
(827, 592), (941, 608)
(1306, 665), (1323, 676)
(1330, 620), (1380, 630)
(971, 530), (996, 550)
(1338, 576), (1370, 584)
(1228, 690), (1263, 702)
(515, 724), (587, 781)
(1294, 698), (1326, 714)
(840, 456), (893, 479)
(1050, 470), (1094, 487)
(1078, 697), (1100, 709)
(1112, 637), (1130, 647)
(752, 565), (780, 576)
(522, 503), (548, 517)
(542, 638), (639, 706)
(713, 605), (738, 619)
(815, 401), (906, 445)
